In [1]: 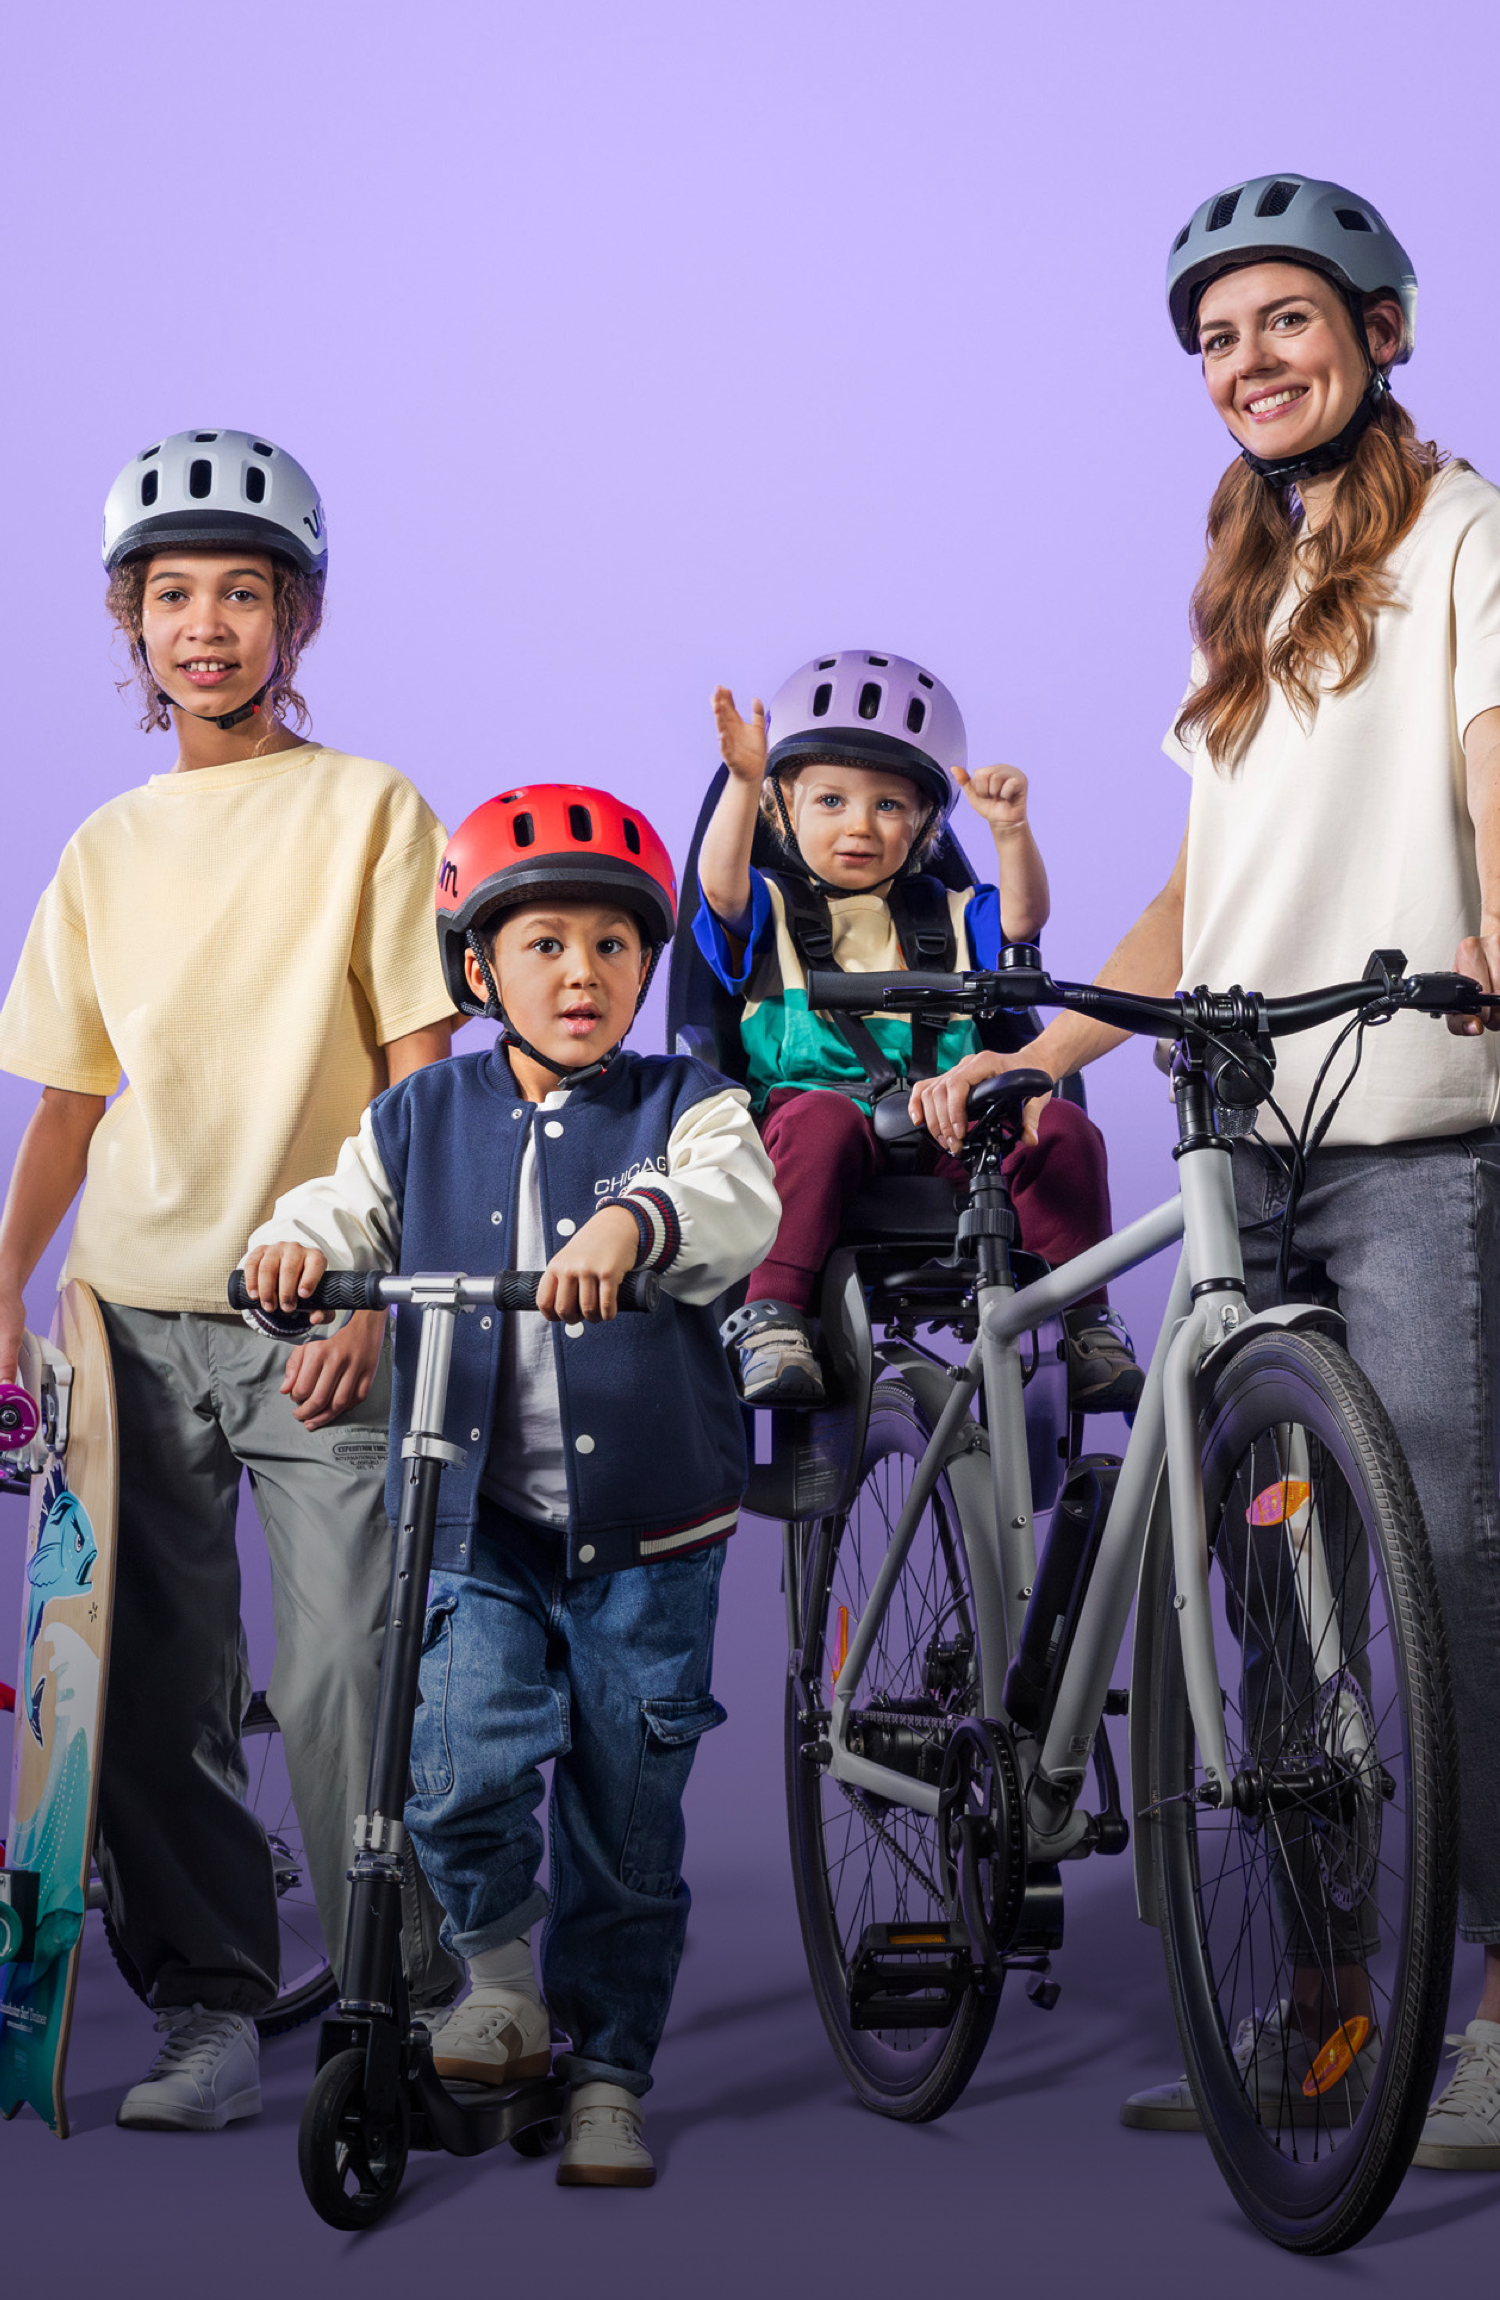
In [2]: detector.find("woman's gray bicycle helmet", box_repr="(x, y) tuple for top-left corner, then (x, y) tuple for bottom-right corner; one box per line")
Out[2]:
(1166, 175), (1417, 484)
(102, 429), (327, 577)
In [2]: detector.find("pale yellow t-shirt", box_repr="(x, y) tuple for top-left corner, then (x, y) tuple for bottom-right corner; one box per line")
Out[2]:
(0, 745), (454, 1312)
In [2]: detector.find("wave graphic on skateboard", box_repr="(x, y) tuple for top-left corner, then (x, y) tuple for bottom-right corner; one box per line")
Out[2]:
(22, 1469), (95, 1745)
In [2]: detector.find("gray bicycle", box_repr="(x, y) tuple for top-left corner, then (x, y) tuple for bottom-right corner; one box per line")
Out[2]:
(781, 946), (1478, 2253)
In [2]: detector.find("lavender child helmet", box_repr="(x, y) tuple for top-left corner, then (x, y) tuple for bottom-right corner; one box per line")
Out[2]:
(764, 650), (965, 819)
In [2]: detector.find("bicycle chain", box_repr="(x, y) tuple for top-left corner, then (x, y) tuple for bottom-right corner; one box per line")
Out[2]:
(836, 1780), (944, 1906)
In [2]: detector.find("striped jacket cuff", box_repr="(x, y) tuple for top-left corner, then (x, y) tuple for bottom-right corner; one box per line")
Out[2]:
(608, 1184), (681, 1273)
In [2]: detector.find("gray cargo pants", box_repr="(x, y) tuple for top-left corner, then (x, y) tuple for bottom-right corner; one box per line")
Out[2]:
(94, 1301), (456, 2015)
(1235, 1128), (1500, 1943)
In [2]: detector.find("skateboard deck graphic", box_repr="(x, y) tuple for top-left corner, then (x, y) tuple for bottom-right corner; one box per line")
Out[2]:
(1, 1284), (118, 2137)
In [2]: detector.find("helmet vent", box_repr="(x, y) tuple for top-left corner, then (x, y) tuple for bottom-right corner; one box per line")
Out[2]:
(568, 803), (594, 842)
(622, 817), (642, 855)
(857, 682), (882, 720)
(140, 443), (161, 460)
(917, 671), (934, 688)
(140, 469), (159, 506)
(188, 459), (213, 499)
(1171, 222), (1191, 253)
(1206, 188), (1243, 232)
(194, 432), (219, 444)
(244, 465), (266, 503)
(1335, 207), (1373, 232)
(512, 812), (535, 848)
(905, 698), (926, 735)
(252, 441), (274, 456)
(1255, 179), (1300, 218)
(867, 654), (889, 666)
(817, 657), (836, 669)
(811, 682), (833, 717)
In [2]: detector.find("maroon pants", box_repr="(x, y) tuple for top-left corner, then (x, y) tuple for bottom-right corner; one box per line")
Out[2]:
(746, 1087), (1115, 1314)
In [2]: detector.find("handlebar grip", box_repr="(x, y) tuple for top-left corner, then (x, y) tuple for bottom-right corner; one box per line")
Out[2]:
(490, 1268), (661, 1313)
(227, 1269), (385, 1315)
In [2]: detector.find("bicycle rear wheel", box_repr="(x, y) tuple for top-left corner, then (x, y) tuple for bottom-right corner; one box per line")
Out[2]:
(1140, 1330), (1457, 2253)
(786, 1376), (998, 2122)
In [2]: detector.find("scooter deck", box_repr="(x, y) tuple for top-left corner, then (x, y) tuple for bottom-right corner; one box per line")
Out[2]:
(1, 1284), (120, 2137)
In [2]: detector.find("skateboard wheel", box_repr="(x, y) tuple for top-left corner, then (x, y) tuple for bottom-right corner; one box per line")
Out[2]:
(0, 1383), (40, 1453)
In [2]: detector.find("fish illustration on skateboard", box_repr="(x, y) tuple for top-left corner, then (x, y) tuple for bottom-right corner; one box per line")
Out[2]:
(0, 1283), (118, 2137)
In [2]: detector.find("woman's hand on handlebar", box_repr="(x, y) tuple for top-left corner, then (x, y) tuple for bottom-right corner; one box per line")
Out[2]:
(908, 1050), (1052, 1153)
(243, 1240), (331, 1320)
(537, 1205), (642, 1324)
(1449, 933), (1500, 1036)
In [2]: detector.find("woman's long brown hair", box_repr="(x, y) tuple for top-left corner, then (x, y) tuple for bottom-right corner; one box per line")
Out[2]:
(1176, 395), (1453, 768)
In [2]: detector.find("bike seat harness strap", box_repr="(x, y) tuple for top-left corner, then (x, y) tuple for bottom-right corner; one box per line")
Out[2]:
(770, 869), (956, 1106)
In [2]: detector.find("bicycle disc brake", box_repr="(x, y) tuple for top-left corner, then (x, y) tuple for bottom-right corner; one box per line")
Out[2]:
(937, 1719), (1027, 1974)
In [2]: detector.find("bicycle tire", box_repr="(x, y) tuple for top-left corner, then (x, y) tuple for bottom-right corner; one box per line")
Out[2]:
(99, 1690), (337, 2039)
(786, 1376), (999, 2122)
(1140, 1329), (1457, 2253)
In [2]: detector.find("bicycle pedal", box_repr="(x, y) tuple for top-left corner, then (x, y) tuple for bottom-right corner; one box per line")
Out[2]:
(1027, 1976), (1062, 2011)
(846, 1922), (973, 2032)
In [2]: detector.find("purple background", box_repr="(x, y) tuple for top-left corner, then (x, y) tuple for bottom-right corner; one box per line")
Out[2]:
(4, 1), (1500, 2284)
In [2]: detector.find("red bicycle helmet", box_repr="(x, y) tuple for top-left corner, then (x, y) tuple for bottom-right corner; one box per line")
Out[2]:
(436, 784), (678, 1020)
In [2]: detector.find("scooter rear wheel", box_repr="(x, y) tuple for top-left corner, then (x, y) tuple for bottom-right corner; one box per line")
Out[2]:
(299, 2048), (410, 2230)
(510, 2116), (563, 2156)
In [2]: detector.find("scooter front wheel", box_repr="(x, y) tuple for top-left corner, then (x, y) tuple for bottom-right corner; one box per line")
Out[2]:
(298, 2048), (410, 2230)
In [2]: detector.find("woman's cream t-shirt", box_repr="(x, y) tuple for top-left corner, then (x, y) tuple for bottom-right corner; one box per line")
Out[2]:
(1165, 461), (1500, 1147)
(0, 745), (454, 1312)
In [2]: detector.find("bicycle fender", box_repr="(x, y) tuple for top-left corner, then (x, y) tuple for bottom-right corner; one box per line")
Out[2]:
(1194, 1300), (1346, 1401)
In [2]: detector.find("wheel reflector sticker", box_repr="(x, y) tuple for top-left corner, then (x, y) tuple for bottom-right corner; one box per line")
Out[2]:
(1302, 2014), (1371, 2096)
(1248, 1478), (1312, 1526)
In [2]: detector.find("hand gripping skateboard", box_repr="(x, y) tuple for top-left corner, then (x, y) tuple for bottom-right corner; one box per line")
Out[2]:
(0, 1284), (119, 2137)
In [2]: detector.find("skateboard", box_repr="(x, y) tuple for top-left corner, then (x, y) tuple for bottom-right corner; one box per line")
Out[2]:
(0, 1283), (119, 2137)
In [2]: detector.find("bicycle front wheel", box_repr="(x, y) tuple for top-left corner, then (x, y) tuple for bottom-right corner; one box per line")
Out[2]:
(1140, 1329), (1457, 2253)
(786, 1376), (998, 2122)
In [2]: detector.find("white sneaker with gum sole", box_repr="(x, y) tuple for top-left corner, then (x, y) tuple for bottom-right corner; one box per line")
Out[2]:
(430, 1986), (553, 2085)
(556, 2081), (655, 2187)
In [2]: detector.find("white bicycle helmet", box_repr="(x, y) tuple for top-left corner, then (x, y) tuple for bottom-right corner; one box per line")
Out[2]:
(1166, 175), (1416, 361)
(102, 429), (327, 575)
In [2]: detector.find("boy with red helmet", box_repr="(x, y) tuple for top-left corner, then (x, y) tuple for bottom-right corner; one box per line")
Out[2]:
(243, 786), (779, 2187)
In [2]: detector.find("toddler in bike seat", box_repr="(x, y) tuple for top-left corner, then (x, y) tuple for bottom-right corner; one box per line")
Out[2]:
(694, 650), (1142, 1412)
(242, 786), (780, 2188)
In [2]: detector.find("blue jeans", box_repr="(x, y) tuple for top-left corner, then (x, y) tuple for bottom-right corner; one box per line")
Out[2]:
(404, 1501), (728, 2094)
(1235, 1129), (1500, 1942)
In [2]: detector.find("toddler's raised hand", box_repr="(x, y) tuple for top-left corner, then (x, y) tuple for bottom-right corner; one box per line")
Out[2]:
(713, 686), (767, 784)
(956, 762), (1029, 832)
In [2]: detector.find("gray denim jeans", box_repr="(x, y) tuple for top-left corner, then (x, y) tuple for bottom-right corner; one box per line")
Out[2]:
(94, 1303), (456, 2013)
(1234, 1129), (1500, 1943)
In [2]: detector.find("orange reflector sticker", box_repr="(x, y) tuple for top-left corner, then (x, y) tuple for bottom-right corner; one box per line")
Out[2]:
(1249, 1479), (1312, 1527)
(1302, 2015), (1371, 2097)
(832, 1605), (849, 1687)
(889, 1928), (947, 1946)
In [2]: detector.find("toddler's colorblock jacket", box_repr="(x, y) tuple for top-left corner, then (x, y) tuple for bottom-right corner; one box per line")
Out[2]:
(248, 1045), (780, 1577)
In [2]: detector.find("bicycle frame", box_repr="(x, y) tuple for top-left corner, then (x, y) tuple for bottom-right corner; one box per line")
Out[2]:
(821, 1126), (1350, 1862)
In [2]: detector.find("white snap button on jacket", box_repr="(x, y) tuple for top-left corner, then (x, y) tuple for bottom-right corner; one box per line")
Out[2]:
(544, 1120), (565, 1138)
(470, 1428), (481, 1441)
(512, 1107), (523, 1118)
(490, 1210), (502, 1225)
(556, 1217), (576, 1236)
(575, 1434), (595, 1454)
(481, 1316), (492, 1330)
(578, 1544), (596, 1563)
(565, 1322), (584, 1338)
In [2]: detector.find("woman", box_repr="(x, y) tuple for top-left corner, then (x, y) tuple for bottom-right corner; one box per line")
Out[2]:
(911, 174), (1500, 2169)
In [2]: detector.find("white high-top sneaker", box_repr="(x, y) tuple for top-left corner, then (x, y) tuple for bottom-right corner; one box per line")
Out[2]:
(116, 2006), (262, 2131)
(1413, 2021), (1500, 2169)
(430, 1986), (553, 2085)
(556, 2081), (655, 2187)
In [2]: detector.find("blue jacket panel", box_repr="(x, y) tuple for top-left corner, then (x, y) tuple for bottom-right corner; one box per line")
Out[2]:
(370, 1045), (748, 1579)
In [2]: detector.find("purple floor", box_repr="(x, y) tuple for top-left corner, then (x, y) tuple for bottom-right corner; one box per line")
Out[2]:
(5, 1511), (1499, 2295)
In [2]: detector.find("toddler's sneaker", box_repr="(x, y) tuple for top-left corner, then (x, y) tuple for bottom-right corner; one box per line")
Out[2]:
(721, 1300), (825, 1406)
(430, 1985), (553, 2085)
(1064, 1305), (1144, 1414)
(1121, 2000), (1380, 2132)
(556, 2080), (655, 2187)
(116, 2006), (262, 2131)
(1412, 2021), (1500, 2169)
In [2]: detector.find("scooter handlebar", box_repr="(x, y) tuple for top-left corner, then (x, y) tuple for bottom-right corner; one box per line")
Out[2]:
(228, 1267), (662, 1317)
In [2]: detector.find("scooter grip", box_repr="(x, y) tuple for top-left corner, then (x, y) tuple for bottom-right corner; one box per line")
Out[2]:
(226, 1269), (386, 1315)
(490, 1269), (661, 1313)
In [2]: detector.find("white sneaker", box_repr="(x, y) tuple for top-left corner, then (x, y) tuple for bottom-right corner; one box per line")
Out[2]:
(1413, 2020), (1500, 2170)
(430, 1986), (552, 2086)
(1121, 2000), (1380, 2132)
(556, 2080), (655, 2187)
(721, 1301), (825, 1406)
(116, 2006), (262, 2131)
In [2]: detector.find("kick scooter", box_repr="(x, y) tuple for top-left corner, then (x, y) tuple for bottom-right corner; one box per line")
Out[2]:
(228, 1262), (660, 2229)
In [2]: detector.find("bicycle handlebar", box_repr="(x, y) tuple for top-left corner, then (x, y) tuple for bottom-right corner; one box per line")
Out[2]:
(227, 1268), (662, 1316)
(804, 959), (1498, 1042)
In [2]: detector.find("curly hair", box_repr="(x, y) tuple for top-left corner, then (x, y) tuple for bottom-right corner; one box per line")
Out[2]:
(106, 553), (325, 736)
(1176, 392), (1454, 768)
(759, 757), (945, 868)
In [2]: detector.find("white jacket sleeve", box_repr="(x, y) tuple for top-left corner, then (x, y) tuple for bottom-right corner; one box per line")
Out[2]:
(243, 1107), (403, 1269)
(606, 1086), (780, 1306)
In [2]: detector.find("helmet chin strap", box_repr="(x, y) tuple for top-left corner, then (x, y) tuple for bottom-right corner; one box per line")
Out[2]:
(466, 928), (661, 1088)
(141, 642), (275, 733)
(767, 772), (936, 896)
